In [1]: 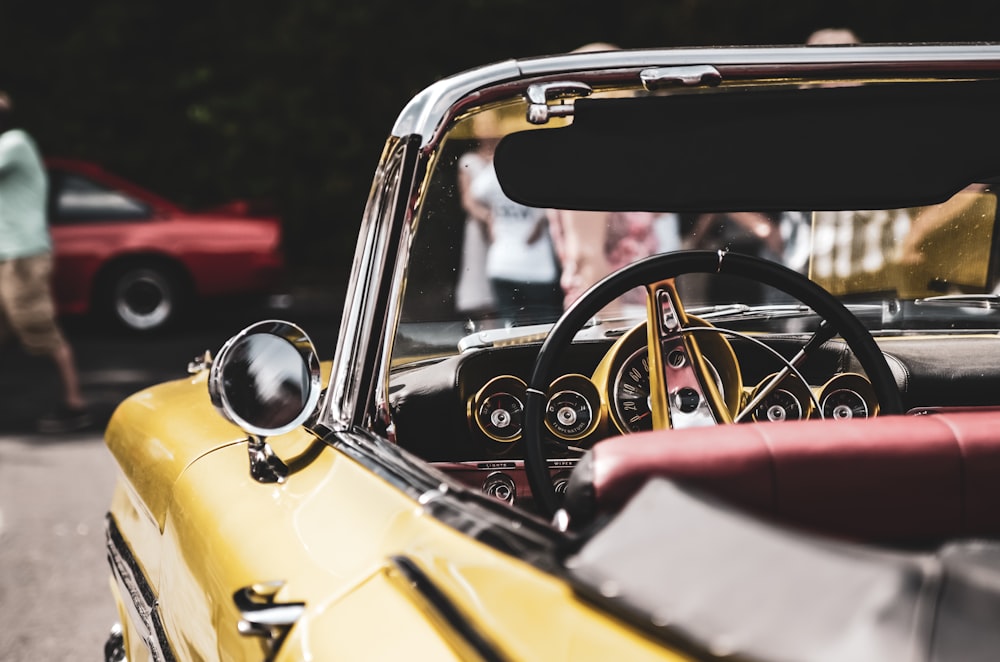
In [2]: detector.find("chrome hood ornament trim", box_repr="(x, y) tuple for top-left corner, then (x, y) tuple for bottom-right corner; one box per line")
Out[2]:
(234, 581), (305, 660)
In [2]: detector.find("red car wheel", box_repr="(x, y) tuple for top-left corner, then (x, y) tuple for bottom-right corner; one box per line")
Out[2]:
(108, 265), (181, 332)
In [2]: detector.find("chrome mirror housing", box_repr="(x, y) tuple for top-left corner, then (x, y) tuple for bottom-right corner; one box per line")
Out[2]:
(209, 320), (322, 483)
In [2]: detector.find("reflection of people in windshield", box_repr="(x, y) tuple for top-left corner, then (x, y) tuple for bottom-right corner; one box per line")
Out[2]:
(549, 210), (678, 311)
(470, 159), (561, 325)
(810, 209), (912, 281)
(687, 211), (784, 303)
(455, 139), (498, 317)
(899, 183), (989, 267)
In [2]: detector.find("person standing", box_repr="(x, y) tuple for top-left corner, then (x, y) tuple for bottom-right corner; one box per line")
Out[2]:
(0, 91), (91, 432)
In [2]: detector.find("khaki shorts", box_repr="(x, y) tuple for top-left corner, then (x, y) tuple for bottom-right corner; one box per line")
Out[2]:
(0, 252), (67, 355)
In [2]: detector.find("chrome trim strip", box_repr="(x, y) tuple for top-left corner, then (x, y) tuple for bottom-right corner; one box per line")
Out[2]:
(389, 555), (508, 662)
(105, 514), (175, 662)
(392, 60), (522, 145)
(432, 458), (578, 472)
(233, 582), (305, 659)
(640, 64), (722, 90)
(320, 136), (421, 431)
(327, 42), (1000, 445)
(514, 44), (1000, 77)
(650, 287), (721, 428)
(329, 428), (566, 569)
(392, 45), (1000, 145)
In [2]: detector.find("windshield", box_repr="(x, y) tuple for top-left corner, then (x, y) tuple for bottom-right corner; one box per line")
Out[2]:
(393, 98), (1000, 364)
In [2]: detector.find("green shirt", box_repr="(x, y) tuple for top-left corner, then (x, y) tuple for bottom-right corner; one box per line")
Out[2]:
(0, 128), (50, 260)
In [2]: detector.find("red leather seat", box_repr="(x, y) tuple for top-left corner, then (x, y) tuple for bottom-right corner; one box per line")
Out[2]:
(564, 411), (1000, 543)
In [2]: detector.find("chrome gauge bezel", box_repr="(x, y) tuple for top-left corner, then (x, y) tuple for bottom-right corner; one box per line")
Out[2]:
(822, 388), (869, 419)
(544, 374), (601, 442)
(751, 387), (804, 422)
(469, 375), (527, 442)
(748, 371), (814, 423)
(819, 373), (878, 420)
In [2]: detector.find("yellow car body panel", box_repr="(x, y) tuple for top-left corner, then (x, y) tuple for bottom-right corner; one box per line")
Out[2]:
(106, 374), (689, 661)
(105, 371), (246, 530)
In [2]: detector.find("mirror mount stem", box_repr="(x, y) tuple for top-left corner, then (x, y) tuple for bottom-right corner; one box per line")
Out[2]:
(247, 434), (289, 484)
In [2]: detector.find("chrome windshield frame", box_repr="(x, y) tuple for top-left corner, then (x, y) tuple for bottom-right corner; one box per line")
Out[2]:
(317, 44), (1000, 434)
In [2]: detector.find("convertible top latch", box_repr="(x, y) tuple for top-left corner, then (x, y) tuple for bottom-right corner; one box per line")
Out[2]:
(526, 81), (593, 124)
(639, 65), (722, 91)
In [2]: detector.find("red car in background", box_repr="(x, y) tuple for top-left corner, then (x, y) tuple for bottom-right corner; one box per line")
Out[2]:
(46, 158), (284, 332)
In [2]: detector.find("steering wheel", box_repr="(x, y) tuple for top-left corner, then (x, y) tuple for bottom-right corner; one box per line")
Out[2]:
(522, 250), (904, 518)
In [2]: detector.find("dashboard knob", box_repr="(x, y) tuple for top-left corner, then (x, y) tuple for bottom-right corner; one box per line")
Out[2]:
(483, 472), (516, 505)
(552, 471), (572, 495)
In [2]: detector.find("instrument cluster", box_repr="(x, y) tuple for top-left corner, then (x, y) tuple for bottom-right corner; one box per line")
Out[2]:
(469, 373), (603, 446)
(746, 372), (878, 422)
(466, 343), (879, 450)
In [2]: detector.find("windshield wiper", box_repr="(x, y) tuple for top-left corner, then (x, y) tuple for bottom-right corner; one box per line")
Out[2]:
(690, 303), (817, 322)
(458, 302), (883, 350)
(914, 294), (1000, 309)
(689, 302), (884, 323)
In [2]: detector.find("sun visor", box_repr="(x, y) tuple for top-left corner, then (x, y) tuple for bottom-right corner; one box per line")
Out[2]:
(494, 80), (1000, 212)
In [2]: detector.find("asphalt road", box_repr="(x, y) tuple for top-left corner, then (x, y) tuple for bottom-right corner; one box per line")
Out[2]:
(0, 430), (116, 661)
(0, 292), (340, 661)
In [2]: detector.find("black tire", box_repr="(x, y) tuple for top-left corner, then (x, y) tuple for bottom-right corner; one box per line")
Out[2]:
(106, 264), (183, 332)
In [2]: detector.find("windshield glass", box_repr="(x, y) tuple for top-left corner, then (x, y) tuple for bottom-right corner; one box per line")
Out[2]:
(393, 98), (999, 365)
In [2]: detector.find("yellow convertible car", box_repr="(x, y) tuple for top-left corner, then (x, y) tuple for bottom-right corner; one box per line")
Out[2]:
(104, 44), (1000, 661)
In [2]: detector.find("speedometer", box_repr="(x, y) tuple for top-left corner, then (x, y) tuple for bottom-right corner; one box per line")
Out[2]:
(611, 346), (728, 433)
(612, 348), (654, 432)
(600, 320), (739, 434)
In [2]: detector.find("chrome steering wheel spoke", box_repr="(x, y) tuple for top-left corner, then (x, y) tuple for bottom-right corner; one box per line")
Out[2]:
(645, 279), (731, 429)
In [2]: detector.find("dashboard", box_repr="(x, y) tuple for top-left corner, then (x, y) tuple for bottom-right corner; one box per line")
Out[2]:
(389, 320), (1000, 510)
(388, 321), (966, 508)
(463, 323), (880, 447)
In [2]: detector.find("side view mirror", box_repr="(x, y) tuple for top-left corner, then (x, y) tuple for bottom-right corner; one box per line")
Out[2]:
(208, 320), (322, 483)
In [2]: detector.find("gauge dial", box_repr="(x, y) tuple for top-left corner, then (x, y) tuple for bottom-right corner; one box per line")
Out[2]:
(821, 388), (869, 420)
(819, 373), (876, 420)
(471, 376), (526, 442)
(478, 392), (524, 440)
(612, 348), (654, 432)
(546, 391), (592, 438)
(544, 375), (601, 443)
(611, 346), (727, 433)
(751, 388), (804, 422)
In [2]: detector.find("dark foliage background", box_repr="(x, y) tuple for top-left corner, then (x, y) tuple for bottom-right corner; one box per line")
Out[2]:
(1, 0), (997, 288)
